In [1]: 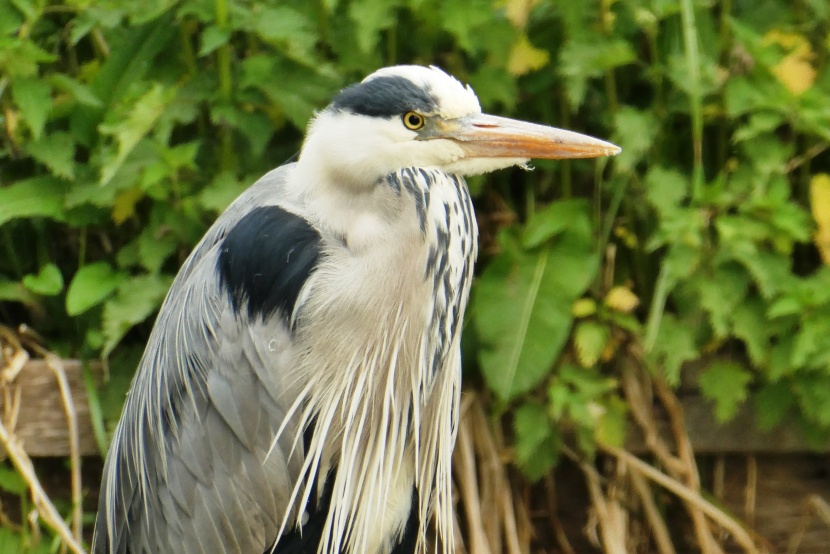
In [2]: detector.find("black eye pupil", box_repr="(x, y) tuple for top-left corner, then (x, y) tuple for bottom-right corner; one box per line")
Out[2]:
(408, 115), (420, 126)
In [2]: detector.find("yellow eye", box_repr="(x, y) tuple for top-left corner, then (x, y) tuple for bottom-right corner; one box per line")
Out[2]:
(402, 111), (425, 130)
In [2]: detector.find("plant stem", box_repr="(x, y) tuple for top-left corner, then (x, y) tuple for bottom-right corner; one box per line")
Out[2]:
(215, 0), (233, 172)
(2, 228), (23, 278)
(179, 21), (198, 77)
(558, 88), (571, 199)
(315, 0), (331, 46)
(77, 227), (86, 268)
(716, 0), (732, 171)
(681, 0), (704, 202)
(599, 0), (619, 115)
(644, 261), (670, 353)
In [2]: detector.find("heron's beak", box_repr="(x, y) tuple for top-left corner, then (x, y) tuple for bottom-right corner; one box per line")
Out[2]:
(437, 113), (621, 160)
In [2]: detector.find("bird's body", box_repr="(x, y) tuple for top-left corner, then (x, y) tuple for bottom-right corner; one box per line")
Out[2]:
(93, 66), (619, 554)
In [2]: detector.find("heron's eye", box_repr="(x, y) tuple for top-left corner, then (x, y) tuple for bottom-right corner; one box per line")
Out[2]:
(402, 111), (425, 130)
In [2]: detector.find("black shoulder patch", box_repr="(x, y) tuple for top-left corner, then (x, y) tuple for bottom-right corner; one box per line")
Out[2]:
(218, 205), (321, 322)
(330, 75), (437, 118)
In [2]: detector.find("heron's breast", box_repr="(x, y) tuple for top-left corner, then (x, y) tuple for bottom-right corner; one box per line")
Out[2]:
(297, 168), (477, 363)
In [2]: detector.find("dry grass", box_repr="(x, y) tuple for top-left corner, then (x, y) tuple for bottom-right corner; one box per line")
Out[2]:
(0, 325), (85, 554)
(450, 365), (830, 554)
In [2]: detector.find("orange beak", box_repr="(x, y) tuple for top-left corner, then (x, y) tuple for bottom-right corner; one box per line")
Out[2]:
(435, 113), (621, 160)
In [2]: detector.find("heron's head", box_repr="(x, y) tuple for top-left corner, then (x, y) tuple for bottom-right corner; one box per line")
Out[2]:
(297, 65), (620, 188)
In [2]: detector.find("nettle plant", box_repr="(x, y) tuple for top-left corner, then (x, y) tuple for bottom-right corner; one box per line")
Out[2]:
(0, 0), (829, 489)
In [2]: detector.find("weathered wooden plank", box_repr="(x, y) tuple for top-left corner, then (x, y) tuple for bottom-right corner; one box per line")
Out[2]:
(1, 360), (101, 457)
(548, 455), (830, 554)
(625, 395), (830, 454)
(703, 454), (830, 554)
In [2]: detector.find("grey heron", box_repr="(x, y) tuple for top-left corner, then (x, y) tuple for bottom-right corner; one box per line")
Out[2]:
(92, 65), (620, 554)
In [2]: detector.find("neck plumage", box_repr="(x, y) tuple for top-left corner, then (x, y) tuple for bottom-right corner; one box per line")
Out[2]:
(273, 167), (477, 554)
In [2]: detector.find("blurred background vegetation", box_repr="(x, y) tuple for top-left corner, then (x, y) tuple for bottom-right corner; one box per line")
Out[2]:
(1, 0), (829, 551)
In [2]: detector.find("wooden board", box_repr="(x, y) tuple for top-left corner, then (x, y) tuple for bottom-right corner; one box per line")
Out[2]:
(705, 454), (830, 554)
(542, 455), (830, 554)
(1, 359), (101, 457)
(625, 395), (829, 454)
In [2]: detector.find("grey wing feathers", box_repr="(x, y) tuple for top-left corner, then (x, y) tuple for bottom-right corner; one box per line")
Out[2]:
(93, 166), (307, 553)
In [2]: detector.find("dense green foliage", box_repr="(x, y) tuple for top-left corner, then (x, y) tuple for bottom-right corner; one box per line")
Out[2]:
(1, 0), (830, 548)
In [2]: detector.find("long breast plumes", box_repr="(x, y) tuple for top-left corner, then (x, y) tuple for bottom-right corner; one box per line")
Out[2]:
(280, 167), (478, 554)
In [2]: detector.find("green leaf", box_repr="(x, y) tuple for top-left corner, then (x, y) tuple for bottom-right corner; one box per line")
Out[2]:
(647, 314), (697, 385)
(559, 39), (636, 107)
(66, 262), (128, 316)
(723, 75), (783, 118)
(794, 373), (830, 427)
(0, 278), (33, 304)
(22, 263), (64, 296)
(125, 0), (178, 25)
(0, 177), (65, 226)
(791, 314), (830, 368)
(0, 39), (56, 78)
(767, 295), (801, 319)
(768, 335), (796, 380)
(731, 249), (793, 299)
(12, 77), (52, 139)
(137, 228), (177, 273)
(251, 6), (317, 62)
(210, 104), (274, 157)
(91, 12), (175, 107)
(522, 199), (590, 249)
(573, 321), (609, 368)
(733, 111), (785, 143)
(71, 18), (175, 144)
(102, 274), (172, 357)
(49, 74), (103, 107)
(0, 528), (24, 554)
(99, 83), (178, 185)
(198, 24), (231, 56)
(0, 462), (27, 494)
(613, 107), (659, 173)
(197, 171), (250, 213)
(513, 402), (560, 481)
(476, 225), (598, 401)
(438, 0), (496, 53)
(0, 2), (23, 35)
(596, 396), (628, 448)
(698, 361), (752, 423)
(731, 298), (768, 366)
(645, 167), (689, 219)
(693, 264), (749, 338)
(754, 381), (794, 431)
(507, 34), (550, 76)
(26, 132), (76, 180)
(559, 364), (616, 399)
(348, 0), (399, 53)
(467, 65), (518, 111)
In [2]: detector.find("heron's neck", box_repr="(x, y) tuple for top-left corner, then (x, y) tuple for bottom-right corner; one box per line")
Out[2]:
(289, 162), (437, 254)
(282, 166), (477, 554)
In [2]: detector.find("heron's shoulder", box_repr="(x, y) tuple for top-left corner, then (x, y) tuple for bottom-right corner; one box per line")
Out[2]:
(216, 162), (298, 226)
(217, 203), (322, 322)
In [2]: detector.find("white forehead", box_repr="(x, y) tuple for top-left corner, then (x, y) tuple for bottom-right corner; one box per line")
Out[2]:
(365, 65), (482, 119)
